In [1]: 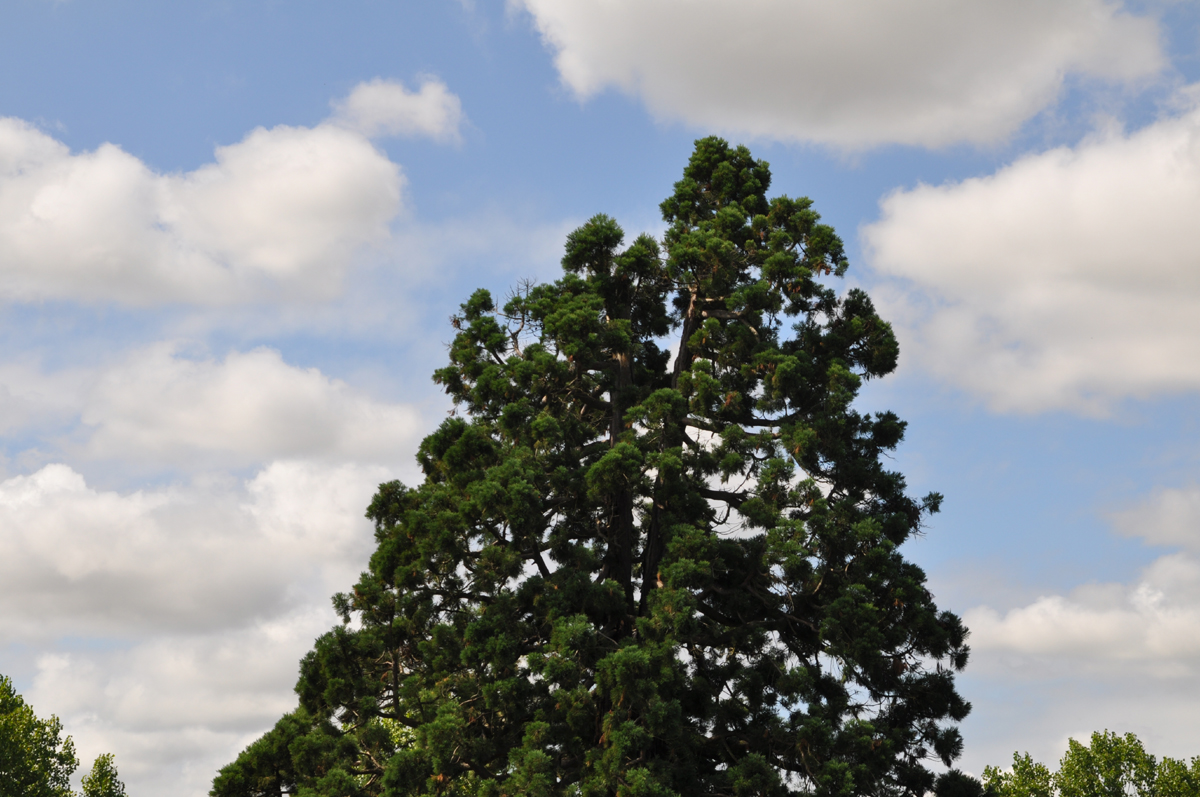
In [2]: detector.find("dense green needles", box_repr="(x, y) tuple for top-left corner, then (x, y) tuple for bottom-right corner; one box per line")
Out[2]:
(213, 137), (970, 797)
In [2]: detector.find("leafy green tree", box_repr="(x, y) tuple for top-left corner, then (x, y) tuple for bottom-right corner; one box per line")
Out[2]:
(1, 673), (78, 797)
(1155, 755), (1200, 797)
(1, 674), (127, 797)
(984, 731), (1200, 797)
(1056, 732), (1155, 797)
(81, 753), (127, 797)
(215, 137), (970, 796)
(983, 753), (1052, 797)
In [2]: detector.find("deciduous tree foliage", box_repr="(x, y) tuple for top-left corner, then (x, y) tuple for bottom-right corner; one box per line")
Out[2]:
(0, 674), (127, 797)
(1, 673), (76, 797)
(81, 754), (129, 797)
(214, 137), (970, 797)
(984, 731), (1200, 797)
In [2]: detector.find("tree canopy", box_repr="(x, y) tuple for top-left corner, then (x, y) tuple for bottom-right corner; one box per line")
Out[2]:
(1, 673), (77, 797)
(80, 754), (128, 797)
(0, 674), (127, 797)
(214, 136), (971, 797)
(984, 731), (1200, 797)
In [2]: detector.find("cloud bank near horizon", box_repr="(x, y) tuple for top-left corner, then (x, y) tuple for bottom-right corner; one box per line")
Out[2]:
(957, 484), (1200, 761)
(1, 458), (389, 793)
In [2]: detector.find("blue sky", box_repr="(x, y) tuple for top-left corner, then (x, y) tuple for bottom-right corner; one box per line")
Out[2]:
(3, 1), (1200, 793)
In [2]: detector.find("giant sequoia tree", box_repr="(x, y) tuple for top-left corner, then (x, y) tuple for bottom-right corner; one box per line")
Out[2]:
(213, 138), (970, 797)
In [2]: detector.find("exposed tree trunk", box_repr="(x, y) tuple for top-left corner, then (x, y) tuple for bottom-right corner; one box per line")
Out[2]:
(642, 294), (698, 613)
(612, 348), (635, 617)
(672, 287), (699, 391)
(639, 496), (664, 616)
(603, 278), (637, 628)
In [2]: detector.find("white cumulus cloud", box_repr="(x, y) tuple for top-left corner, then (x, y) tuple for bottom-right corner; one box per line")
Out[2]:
(79, 343), (425, 467)
(0, 459), (393, 794)
(966, 554), (1200, 670)
(0, 460), (386, 637)
(0, 77), (465, 306)
(1111, 485), (1200, 552)
(956, 484), (1200, 770)
(0, 118), (402, 304)
(864, 103), (1200, 414)
(29, 619), (323, 796)
(515, 0), (1163, 148)
(331, 77), (465, 142)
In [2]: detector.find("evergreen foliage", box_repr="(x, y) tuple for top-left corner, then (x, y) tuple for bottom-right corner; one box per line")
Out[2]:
(214, 137), (971, 797)
(933, 770), (989, 797)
